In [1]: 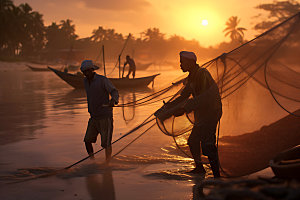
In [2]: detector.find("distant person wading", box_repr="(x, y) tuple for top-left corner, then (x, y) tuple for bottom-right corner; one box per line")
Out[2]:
(80, 60), (119, 162)
(123, 55), (136, 79)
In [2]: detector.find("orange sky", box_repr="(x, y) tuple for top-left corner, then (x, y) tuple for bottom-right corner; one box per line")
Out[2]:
(14, 0), (275, 47)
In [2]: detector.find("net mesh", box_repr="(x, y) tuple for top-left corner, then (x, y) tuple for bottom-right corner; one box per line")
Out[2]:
(154, 12), (300, 177)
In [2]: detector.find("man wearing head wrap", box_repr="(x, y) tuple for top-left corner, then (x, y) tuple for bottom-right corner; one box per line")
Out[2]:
(162, 51), (222, 178)
(80, 60), (119, 162)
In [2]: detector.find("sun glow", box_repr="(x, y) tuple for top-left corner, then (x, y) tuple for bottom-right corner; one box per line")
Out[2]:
(174, 7), (223, 47)
(201, 19), (208, 26)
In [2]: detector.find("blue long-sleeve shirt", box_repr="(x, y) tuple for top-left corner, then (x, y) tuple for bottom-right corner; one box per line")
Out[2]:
(84, 73), (119, 119)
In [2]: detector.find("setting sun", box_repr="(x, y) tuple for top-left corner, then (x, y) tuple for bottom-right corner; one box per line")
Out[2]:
(202, 19), (208, 26)
(174, 7), (224, 46)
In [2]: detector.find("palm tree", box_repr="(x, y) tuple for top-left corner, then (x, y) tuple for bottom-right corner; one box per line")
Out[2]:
(91, 26), (123, 42)
(0, 0), (13, 11)
(254, 1), (300, 31)
(223, 16), (247, 43)
(0, 1), (45, 57)
(91, 26), (106, 42)
(18, 3), (45, 56)
(0, 0), (15, 55)
(60, 19), (77, 41)
(141, 27), (165, 41)
(26, 11), (45, 54)
(45, 22), (60, 49)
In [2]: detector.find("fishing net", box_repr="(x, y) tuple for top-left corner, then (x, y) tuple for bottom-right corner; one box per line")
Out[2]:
(121, 91), (136, 123)
(153, 12), (300, 177)
(25, 13), (299, 179)
(106, 12), (300, 177)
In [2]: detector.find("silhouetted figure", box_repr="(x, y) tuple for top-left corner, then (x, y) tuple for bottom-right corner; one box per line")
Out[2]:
(161, 51), (222, 178)
(81, 60), (119, 162)
(123, 55), (136, 79)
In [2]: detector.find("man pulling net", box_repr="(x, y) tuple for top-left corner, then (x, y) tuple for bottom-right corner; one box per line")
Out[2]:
(155, 51), (222, 178)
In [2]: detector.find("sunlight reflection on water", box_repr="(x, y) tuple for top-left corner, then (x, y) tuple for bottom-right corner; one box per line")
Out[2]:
(0, 63), (296, 173)
(0, 64), (185, 172)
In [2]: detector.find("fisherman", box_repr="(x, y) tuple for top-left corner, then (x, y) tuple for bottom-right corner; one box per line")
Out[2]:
(80, 60), (119, 162)
(123, 55), (136, 79)
(158, 51), (222, 178)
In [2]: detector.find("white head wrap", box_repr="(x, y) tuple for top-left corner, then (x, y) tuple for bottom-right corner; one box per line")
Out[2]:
(179, 51), (197, 61)
(80, 60), (99, 72)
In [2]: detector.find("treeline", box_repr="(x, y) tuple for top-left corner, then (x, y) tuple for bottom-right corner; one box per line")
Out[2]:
(0, 0), (236, 64)
(1, 0), (299, 64)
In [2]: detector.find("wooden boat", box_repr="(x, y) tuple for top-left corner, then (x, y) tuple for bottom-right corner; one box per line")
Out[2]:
(47, 65), (80, 72)
(269, 145), (300, 179)
(26, 64), (50, 72)
(67, 64), (80, 72)
(48, 67), (160, 89)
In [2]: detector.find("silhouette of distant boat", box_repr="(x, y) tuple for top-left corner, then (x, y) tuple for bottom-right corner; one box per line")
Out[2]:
(26, 64), (50, 72)
(48, 66), (160, 89)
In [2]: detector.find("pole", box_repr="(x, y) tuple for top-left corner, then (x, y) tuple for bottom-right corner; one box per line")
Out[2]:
(118, 55), (121, 78)
(102, 45), (106, 77)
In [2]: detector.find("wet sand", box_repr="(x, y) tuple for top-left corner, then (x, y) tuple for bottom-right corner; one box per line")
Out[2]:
(0, 61), (299, 199)
(0, 62), (197, 200)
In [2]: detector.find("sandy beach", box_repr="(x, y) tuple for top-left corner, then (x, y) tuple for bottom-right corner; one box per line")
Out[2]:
(0, 61), (299, 200)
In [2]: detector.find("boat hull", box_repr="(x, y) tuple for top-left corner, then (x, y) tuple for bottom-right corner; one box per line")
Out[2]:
(26, 65), (50, 71)
(270, 145), (300, 179)
(48, 67), (159, 89)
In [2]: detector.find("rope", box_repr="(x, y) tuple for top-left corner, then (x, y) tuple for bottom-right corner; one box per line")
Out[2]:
(64, 116), (155, 169)
(9, 12), (300, 184)
(260, 15), (300, 116)
(163, 13), (300, 177)
(9, 115), (156, 184)
(220, 12), (300, 58)
(111, 122), (156, 159)
(107, 34), (131, 76)
(171, 115), (193, 159)
(265, 62), (300, 117)
(115, 77), (186, 108)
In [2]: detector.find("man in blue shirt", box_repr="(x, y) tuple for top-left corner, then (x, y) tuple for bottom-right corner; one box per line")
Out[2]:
(81, 60), (119, 162)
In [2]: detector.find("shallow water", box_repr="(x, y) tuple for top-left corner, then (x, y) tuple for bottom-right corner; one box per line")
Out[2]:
(0, 62), (298, 199)
(0, 63), (202, 200)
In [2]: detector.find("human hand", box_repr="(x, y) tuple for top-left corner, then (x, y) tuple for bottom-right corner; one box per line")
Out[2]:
(154, 107), (164, 117)
(109, 99), (116, 107)
(184, 99), (195, 114)
(173, 107), (185, 117)
(163, 101), (175, 110)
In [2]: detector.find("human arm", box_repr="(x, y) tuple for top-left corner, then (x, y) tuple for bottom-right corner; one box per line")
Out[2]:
(103, 77), (119, 106)
(183, 70), (219, 113)
(154, 83), (191, 118)
(164, 83), (192, 109)
(123, 61), (128, 67)
(122, 61), (129, 78)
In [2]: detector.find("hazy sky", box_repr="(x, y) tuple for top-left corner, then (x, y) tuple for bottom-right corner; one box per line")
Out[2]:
(14, 0), (275, 47)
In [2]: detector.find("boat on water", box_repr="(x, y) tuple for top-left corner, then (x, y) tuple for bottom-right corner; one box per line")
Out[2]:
(66, 64), (80, 72)
(270, 145), (300, 179)
(26, 64), (50, 72)
(48, 67), (160, 89)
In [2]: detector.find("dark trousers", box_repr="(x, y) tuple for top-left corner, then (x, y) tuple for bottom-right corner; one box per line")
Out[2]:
(187, 120), (220, 177)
